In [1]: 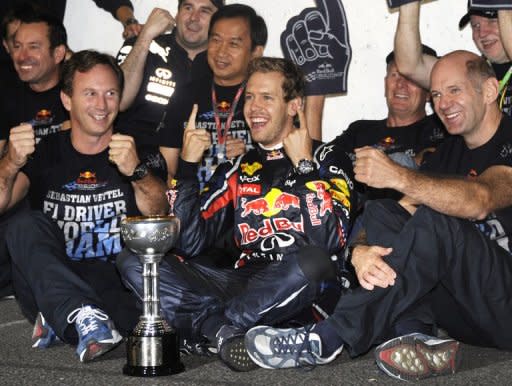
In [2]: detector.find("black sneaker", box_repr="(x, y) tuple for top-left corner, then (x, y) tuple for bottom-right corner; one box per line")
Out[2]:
(180, 336), (216, 357)
(216, 325), (257, 372)
(374, 333), (461, 381)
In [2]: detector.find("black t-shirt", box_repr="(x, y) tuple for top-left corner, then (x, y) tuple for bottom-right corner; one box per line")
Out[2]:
(493, 62), (512, 118)
(160, 78), (253, 190)
(333, 114), (446, 202)
(0, 79), (69, 142)
(22, 130), (167, 261)
(115, 32), (211, 146)
(492, 62), (512, 117)
(421, 115), (512, 252)
(334, 114), (446, 161)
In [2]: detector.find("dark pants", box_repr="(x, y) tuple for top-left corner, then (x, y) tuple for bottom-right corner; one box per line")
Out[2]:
(7, 211), (140, 341)
(117, 246), (338, 340)
(326, 199), (512, 356)
(0, 199), (30, 298)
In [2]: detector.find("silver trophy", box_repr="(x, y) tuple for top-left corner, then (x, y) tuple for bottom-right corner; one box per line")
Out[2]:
(121, 215), (184, 377)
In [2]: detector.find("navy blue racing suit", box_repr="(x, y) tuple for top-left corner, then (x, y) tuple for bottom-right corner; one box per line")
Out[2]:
(118, 141), (354, 339)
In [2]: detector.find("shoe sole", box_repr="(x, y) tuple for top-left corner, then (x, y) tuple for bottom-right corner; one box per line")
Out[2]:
(375, 335), (461, 381)
(219, 335), (258, 372)
(80, 328), (123, 363)
(32, 313), (56, 349)
(80, 338), (123, 362)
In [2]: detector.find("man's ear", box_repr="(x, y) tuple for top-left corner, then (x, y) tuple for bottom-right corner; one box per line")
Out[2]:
(483, 77), (500, 105)
(251, 45), (264, 59)
(60, 90), (71, 112)
(53, 44), (67, 64)
(2, 39), (9, 53)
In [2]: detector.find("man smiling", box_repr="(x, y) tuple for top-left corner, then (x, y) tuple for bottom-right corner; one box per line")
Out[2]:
(0, 50), (167, 362)
(118, 57), (354, 371)
(159, 4), (266, 187)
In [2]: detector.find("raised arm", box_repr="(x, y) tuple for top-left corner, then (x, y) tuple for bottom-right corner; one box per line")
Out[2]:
(394, 1), (437, 89)
(118, 8), (175, 111)
(108, 133), (168, 215)
(0, 124), (33, 214)
(304, 95), (325, 141)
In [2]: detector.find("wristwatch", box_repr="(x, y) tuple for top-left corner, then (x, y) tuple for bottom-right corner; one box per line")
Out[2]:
(295, 159), (315, 175)
(123, 17), (139, 27)
(128, 162), (149, 182)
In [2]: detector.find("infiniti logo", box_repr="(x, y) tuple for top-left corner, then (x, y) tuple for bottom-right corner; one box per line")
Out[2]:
(260, 233), (295, 251)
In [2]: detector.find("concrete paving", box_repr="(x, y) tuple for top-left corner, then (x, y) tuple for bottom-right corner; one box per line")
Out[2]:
(1, 296), (512, 386)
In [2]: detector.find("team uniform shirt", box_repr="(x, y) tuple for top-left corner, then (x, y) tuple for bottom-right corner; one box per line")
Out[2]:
(116, 32), (210, 146)
(421, 115), (512, 253)
(493, 62), (512, 117)
(167, 141), (355, 268)
(0, 79), (68, 142)
(161, 79), (253, 190)
(22, 130), (167, 261)
(334, 115), (446, 161)
(333, 114), (446, 202)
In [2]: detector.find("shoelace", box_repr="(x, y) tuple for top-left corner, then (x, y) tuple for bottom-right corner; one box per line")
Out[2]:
(67, 306), (108, 336)
(271, 326), (317, 368)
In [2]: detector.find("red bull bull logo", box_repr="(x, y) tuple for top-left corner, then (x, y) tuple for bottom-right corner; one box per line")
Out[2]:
(241, 198), (269, 216)
(77, 171), (97, 184)
(274, 192), (300, 210)
(240, 189), (300, 218)
(379, 136), (395, 148)
(306, 181), (333, 216)
(217, 100), (231, 113)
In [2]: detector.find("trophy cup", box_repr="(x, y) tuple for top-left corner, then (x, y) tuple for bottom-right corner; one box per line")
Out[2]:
(121, 215), (185, 377)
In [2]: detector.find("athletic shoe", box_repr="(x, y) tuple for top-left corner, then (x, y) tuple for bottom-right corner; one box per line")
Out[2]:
(32, 312), (58, 348)
(245, 325), (343, 369)
(180, 336), (216, 357)
(216, 324), (257, 372)
(374, 333), (461, 381)
(67, 305), (122, 362)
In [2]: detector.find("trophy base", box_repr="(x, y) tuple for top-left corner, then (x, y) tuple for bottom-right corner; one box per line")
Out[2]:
(123, 363), (185, 377)
(123, 332), (185, 377)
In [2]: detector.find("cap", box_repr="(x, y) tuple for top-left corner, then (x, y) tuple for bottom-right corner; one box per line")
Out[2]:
(459, 1), (497, 29)
(385, 44), (437, 65)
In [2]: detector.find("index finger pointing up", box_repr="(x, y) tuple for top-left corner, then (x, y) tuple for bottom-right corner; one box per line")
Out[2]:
(185, 104), (198, 132)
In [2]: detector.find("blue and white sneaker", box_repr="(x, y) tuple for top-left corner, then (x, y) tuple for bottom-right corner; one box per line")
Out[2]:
(67, 305), (122, 362)
(374, 333), (461, 381)
(32, 312), (58, 348)
(245, 325), (343, 369)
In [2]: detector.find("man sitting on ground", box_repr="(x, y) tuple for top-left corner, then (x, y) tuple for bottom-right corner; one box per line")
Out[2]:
(245, 50), (512, 382)
(0, 50), (168, 362)
(118, 57), (355, 371)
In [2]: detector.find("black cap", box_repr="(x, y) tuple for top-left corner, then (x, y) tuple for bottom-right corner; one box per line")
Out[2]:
(386, 44), (437, 65)
(459, 1), (497, 29)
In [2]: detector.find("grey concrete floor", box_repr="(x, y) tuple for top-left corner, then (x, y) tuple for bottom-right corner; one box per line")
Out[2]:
(1, 297), (512, 386)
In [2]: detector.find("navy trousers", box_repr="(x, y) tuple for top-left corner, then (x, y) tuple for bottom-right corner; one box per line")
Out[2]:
(326, 199), (512, 356)
(7, 211), (140, 341)
(117, 245), (338, 340)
